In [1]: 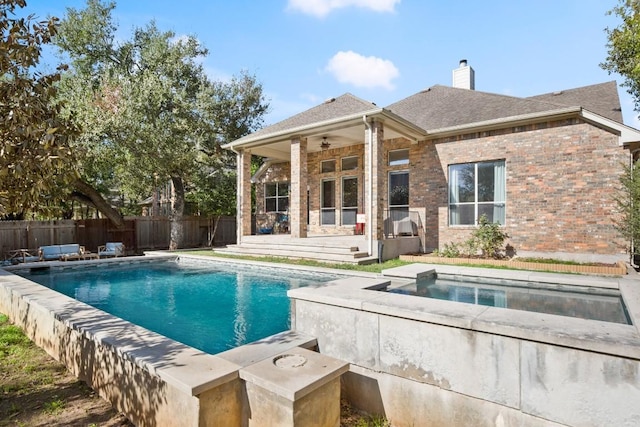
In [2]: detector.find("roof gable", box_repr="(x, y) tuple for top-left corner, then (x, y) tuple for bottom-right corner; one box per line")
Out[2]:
(247, 93), (377, 140)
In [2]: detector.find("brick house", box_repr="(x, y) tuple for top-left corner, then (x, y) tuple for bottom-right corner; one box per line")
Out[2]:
(223, 61), (640, 262)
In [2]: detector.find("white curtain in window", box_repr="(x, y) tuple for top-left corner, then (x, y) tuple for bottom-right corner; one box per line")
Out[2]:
(493, 161), (506, 224)
(449, 166), (460, 224)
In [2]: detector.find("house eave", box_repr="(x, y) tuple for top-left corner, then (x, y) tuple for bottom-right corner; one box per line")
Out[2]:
(222, 108), (427, 151)
(423, 107), (640, 147)
(424, 106), (582, 139)
(580, 110), (640, 147)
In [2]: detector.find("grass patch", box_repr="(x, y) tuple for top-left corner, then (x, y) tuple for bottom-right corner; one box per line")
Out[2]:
(0, 314), (32, 349)
(0, 313), (133, 426)
(180, 250), (412, 273)
(43, 396), (65, 414)
(0, 314), (61, 396)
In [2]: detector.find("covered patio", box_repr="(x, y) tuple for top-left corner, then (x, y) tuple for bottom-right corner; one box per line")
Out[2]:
(223, 94), (427, 262)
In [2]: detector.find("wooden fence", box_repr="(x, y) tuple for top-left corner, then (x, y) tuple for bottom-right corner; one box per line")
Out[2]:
(0, 215), (236, 259)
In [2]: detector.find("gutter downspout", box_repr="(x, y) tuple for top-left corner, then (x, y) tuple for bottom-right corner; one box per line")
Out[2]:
(363, 116), (373, 256)
(230, 146), (243, 245)
(630, 148), (640, 268)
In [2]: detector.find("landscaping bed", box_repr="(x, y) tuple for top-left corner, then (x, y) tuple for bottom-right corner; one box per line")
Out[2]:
(399, 254), (628, 276)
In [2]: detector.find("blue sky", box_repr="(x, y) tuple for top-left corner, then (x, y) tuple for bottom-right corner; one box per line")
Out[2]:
(24, 0), (639, 128)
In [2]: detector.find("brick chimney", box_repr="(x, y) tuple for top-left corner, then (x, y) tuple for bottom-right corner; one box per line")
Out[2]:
(452, 59), (475, 90)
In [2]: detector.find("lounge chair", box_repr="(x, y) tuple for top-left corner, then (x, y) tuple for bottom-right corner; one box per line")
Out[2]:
(98, 242), (125, 258)
(7, 248), (40, 264)
(39, 244), (85, 261)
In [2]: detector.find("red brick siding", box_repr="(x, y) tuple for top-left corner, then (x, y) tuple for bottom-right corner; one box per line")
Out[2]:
(255, 119), (627, 257)
(425, 119), (627, 256)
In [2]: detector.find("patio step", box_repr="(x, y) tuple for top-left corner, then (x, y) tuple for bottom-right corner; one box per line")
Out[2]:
(213, 238), (377, 264)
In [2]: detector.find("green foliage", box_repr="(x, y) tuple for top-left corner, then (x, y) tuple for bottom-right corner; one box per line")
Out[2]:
(602, 1), (640, 114)
(354, 416), (391, 427)
(186, 164), (237, 216)
(43, 396), (65, 414)
(0, 314), (31, 353)
(440, 242), (461, 258)
(437, 214), (509, 259)
(613, 160), (640, 251)
(0, 0), (79, 217)
(471, 214), (510, 258)
(53, 0), (268, 237)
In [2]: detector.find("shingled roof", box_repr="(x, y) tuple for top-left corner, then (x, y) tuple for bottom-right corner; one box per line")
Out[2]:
(385, 81), (623, 131)
(225, 80), (629, 151)
(244, 93), (378, 140)
(527, 81), (622, 122)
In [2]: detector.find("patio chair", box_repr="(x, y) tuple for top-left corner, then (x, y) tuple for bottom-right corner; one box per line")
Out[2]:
(98, 242), (125, 258)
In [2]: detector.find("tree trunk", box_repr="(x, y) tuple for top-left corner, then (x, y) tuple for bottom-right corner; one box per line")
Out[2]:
(169, 175), (185, 250)
(208, 215), (221, 247)
(72, 179), (125, 228)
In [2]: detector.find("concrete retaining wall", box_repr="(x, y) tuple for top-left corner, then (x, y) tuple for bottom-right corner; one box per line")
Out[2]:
(289, 268), (640, 427)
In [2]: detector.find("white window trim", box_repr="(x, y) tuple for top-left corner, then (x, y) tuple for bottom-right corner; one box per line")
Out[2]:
(321, 178), (336, 226)
(388, 170), (410, 210)
(341, 156), (359, 171)
(448, 160), (506, 227)
(342, 176), (358, 226)
(264, 182), (289, 213)
(321, 159), (337, 174)
(388, 149), (410, 166)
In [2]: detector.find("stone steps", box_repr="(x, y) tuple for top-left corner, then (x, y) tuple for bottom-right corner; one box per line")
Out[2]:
(213, 239), (377, 265)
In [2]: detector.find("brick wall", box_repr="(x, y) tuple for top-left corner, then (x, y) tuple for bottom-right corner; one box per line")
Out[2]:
(255, 118), (628, 258)
(423, 119), (628, 257)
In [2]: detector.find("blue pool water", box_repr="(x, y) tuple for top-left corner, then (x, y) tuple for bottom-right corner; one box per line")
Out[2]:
(390, 274), (630, 324)
(20, 260), (341, 354)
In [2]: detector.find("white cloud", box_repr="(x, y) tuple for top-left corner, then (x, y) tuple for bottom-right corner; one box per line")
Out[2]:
(325, 51), (399, 90)
(287, 0), (400, 18)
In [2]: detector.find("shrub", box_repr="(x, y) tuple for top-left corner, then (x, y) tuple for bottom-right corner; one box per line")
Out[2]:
(436, 215), (510, 259)
(440, 242), (461, 258)
(471, 214), (510, 258)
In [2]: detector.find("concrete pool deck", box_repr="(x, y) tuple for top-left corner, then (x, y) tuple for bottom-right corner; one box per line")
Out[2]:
(1, 254), (640, 426)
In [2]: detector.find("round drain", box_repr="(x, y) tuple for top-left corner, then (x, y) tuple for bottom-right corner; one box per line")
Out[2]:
(273, 354), (307, 368)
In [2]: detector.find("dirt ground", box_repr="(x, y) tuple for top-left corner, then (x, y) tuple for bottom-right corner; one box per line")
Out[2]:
(0, 343), (132, 426)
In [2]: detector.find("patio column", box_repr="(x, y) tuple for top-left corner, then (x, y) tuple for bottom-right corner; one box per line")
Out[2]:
(236, 148), (252, 243)
(290, 137), (308, 238)
(364, 119), (385, 246)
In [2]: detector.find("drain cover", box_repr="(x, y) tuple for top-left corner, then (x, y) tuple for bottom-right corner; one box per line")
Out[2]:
(273, 354), (307, 368)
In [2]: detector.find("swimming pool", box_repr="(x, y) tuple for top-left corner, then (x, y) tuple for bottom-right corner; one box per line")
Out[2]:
(18, 259), (342, 354)
(389, 273), (630, 324)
